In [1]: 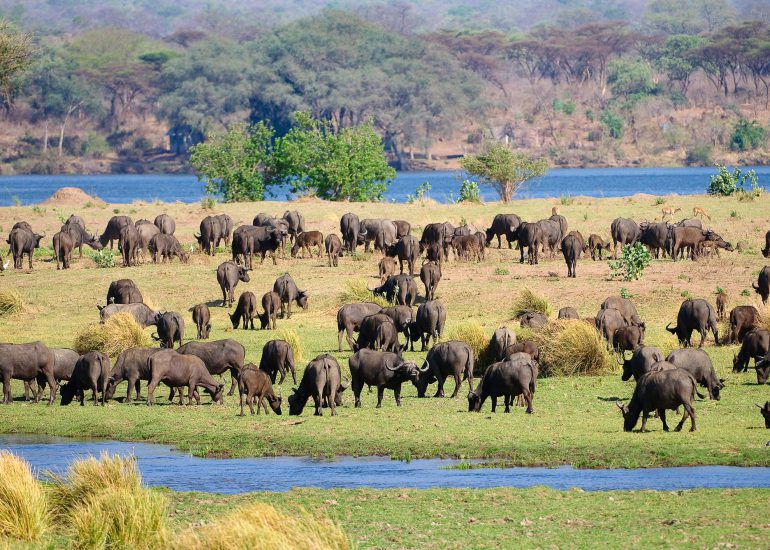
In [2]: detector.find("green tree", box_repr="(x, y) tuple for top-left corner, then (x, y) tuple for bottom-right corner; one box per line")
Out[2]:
(644, 0), (734, 34)
(649, 35), (707, 94)
(730, 119), (766, 151)
(607, 58), (655, 98)
(188, 122), (274, 202)
(460, 143), (548, 203)
(0, 19), (32, 105)
(272, 112), (395, 201)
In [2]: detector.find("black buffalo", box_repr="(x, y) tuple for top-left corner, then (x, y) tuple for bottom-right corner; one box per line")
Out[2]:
(289, 354), (345, 416)
(414, 341), (474, 398)
(259, 339), (297, 385)
(337, 302), (383, 352)
(60, 351), (109, 406)
(486, 213), (522, 248)
(753, 266), (770, 304)
(217, 261), (250, 307)
(467, 353), (537, 414)
(419, 261), (441, 301)
(409, 300), (446, 351)
(665, 299), (718, 348)
(348, 348), (420, 408)
(618, 368), (697, 432)
(273, 273), (308, 319)
(666, 348), (724, 400)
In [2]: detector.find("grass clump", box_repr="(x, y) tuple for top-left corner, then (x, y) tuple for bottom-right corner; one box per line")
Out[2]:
(338, 278), (389, 308)
(511, 287), (552, 318)
(172, 502), (351, 550)
(531, 320), (612, 376)
(278, 328), (304, 364)
(0, 450), (48, 541)
(448, 321), (491, 369)
(72, 312), (153, 358)
(89, 248), (117, 268)
(754, 305), (770, 333)
(0, 288), (24, 317)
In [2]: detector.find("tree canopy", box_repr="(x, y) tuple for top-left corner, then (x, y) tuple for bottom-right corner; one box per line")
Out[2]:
(0, 19), (32, 105)
(460, 143), (549, 203)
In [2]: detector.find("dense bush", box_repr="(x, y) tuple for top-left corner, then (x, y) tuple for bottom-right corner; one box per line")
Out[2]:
(685, 144), (712, 166)
(707, 165), (760, 197)
(608, 242), (652, 281)
(599, 110), (624, 139)
(730, 119), (765, 151)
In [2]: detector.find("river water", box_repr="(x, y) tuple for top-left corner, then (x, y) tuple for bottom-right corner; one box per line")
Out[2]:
(1, 167), (768, 206)
(2, 436), (769, 493)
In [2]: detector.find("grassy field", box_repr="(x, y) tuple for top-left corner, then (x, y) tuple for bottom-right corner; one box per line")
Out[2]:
(0, 193), (769, 468)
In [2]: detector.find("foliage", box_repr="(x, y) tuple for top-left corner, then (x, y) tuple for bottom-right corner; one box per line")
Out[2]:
(599, 109), (624, 139)
(460, 143), (548, 203)
(447, 321), (490, 371)
(272, 112), (395, 201)
(707, 165), (760, 197)
(0, 289), (24, 317)
(89, 248), (116, 268)
(531, 320), (613, 376)
(607, 58), (656, 99)
(512, 287), (552, 317)
(458, 179), (481, 203)
(559, 194), (574, 206)
(407, 182), (432, 204)
(619, 287), (631, 299)
(189, 122), (274, 202)
(730, 119), (766, 151)
(339, 279), (390, 308)
(72, 313), (153, 358)
(0, 450), (48, 541)
(685, 144), (712, 166)
(277, 328), (304, 364)
(200, 196), (217, 210)
(494, 268), (509, 276)
(608, 242), (652, 281)
(0, 19), (32, 103)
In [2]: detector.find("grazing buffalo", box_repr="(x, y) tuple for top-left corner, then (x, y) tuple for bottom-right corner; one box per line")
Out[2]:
(549, 213), (568, 240)
(639, 222), (669, 258)
(753, 266), (770, 304)
(613, 325), (645, 353)
(490, 327), (516, 361)
(756, 356), (770, 385)
(192, 304), (211, 340)
(149, 234), (188, 264)
(561, 231), (586, 278)
(381, 305), (414, 349)
(467, 353), (537, 414)
(60, 351), (109, 406)
(154, 312), (185, 349)
(356, 314), (400, 353)
(325, 234), (343, 267)
(519, 311), (548, 329)
(728, 305), (758, 344)
(378, 256), (397, 284)
(177, 339), (245, 396)
(273, 273), (308, 318)
(486, 213), (521, 249)
(62, 221), (102, 259)
(136, 222), (160, 261)
(258, 291), (281, 330)
(196, 216), (221, 255)
(610, 218), (641, 259)
(558, 307), (579, 320)
(230, 292), (257, 330)
(620, 345), (665, 382)
(451, 234), (484, 262)
(394, 220), (411, 238)
(7, 226), (45, 269)
(282, 210), (305, 244)
(340, 213), (360, 253)
(420, 261), (441, 302)
(217, 261), (250, 307)
(665, 299), (718, 348)
(98, 216), (132, 249)
(596, 308), (626, 350)
(414, 341), (474, 398)
(588, 234), (611, 260)
(98, 303), (160, 328)
(732, 328), (770, 373)
(386, 235), (420, 275)
(372, 274), (418, 307)
(537, 218), (561, 257)
(259, 340), (296, 385)
(107, 279), (142, 305)
(757, 402), (770, 428)
(716, 293), (726, 321)
(118, 224), (140, 267)
(253, 213), (272, 227)
(420, 222), (454, 261)
(33, 348), (80, 401)
(105, 347), (161, 402)
(289, 354), (344, 416)
(600, 297), (644, 327)
(348, 349), (420, 408)
(0, 342), (57, 404)
(358, 219), (397, 253)
(409, 300), (446, 352)
(618, 368), (697, 432)
(238, 364), (282, 416)
(516, 222), (542, 264)
(253, 226), (286, 265)
(53, 231), (74, 269)
(337, 302), (383, 352)
(154, 214), (175, 235)
(146, 350), (224, 406)
(506, 341), (540, 362)
(291, 231), (324, 259)
(666, 348), (724, 400)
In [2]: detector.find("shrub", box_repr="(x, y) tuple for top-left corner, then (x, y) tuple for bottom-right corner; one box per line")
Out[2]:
(448, 321), (491, 371)
(494, 268), (509, 276)
(200, 196), (218, 209)
(338, 278), (390, 308)
(171, 502), (351, 550)
(608, 242), (652, 281)
(277, 328), (304, 364)
(80, 133), (110, 159)
(458, 179), (481, 203)
(406, 181), (431, 204)
(0, 289), (24, 317)
(0, 451), (48, 541)
(72, 313), (153, 358)
(707, 165), (761, 198)
(530, 320), (613, 376)
(685, 144), (712, 166)
(89, 248), (116, 268)
(600, 109), (624, 139)
(511, 287), (552, 318)
(559, 194), (573, 206)
(730, 119), (765, 151)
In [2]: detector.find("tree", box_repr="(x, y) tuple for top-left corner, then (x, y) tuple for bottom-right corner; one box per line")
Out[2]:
(188, 122), (274, 202)
(272, 112), (395, 201)
(650, 34), (707, 94)
(0, 19), (32, 105)
(460, 143), (549, 203)
(644, 0), (735, 34)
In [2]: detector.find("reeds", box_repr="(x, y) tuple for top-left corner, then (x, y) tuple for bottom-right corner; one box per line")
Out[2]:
(278, 328), (304, 364)
(531, 320), (613, 376)
(73, 313), (152, 357)
(511, 287), (552, 318)
(0, 289), (24, 317)
(0, 450), (48, 541)
(338, 279), (390, 308)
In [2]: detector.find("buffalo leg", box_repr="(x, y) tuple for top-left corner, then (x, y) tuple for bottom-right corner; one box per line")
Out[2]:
(227, 369), (237, 396)
(313, 394), (323, 416)
(376, 386), (385, 408)
(659, 409), (669, 431)
(257, 396), (265, 414)
(699, 329), (706, 348)
(491, 396), (497, 412)
(248, 395), (255, 415)
(523, 390), (533, 414)
(504, 395), (511, 413)
(640, 410), (649, 432)
(394, 384), (402, 406)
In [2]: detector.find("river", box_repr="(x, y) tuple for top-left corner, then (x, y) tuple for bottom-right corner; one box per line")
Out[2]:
(0, 167), (768, 206)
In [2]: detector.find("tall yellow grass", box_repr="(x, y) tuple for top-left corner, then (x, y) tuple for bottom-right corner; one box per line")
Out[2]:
(531, 320), (613, 376)
(72, 313), (153, 357)
(0, 451), (48, 541)
(0, 288), (24, 317)
(172, 502), (352, 550)
(511, 287), (552, 317)
(278, 328), (304, 364)
(448, 321), (492, 373)
(338, 278), (390, 308)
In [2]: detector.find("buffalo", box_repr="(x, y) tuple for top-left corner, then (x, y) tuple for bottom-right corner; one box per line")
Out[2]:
(665, 299), (718, 347)
(490, 327), (516, 361)
(258, 340), (297, 385)
(107, 279), (142, 305)
(217, 261), (250, 307)
(291, 230), (324, 259)
(516, 222), (542, 264)
(52, 230), (74, 270)
(757, 402), (770, 428)
(372, 274), (417, 307)
(358, 219), (397, 253)
(192, 304), (211, 339)
(118, 224), (140, 267)
(419, 261), (441, 301)
(177, 339), (245, 396)
(596, 308), (627, 350)
(7, 226), (45, 269)
(485, 213), (521, 249)
(728, 305), (758, 344)
(613, 325), (645, 353)
(618, 368), (697, 432)
(381, 305), (414, 349)
(506, 341), (540, 362)
(325, 233), (343, 267)
(537, 218), (561, 257)
(135, 221), (160, 262)
(59, 351), (109, 406)
(620, 345), (665, 382)
(273, 273), (308, 318)
(238, 364), (282, 415)
(105, 347), (161, 402)
(337, 302), (383, 352)
(733, 328), (770, 373)
(98, 216), (132, 249)
(386, 235), (420, 275)
(196, 215), (221, 255)
(420, 222), (454, 261)
(98, 303), (160, 328)
(154, 311), (185, 349)
(348, 349), (420, 408)
(600, 296), (644, 327)
(282, 210), (305, 244)
(467, 353), (537, 414)
(610, 218), (641, 259)
(558, 307), (579, 320)
(561, 230), (586, 278)
(666, 348), (724, 400)
(356, 313), (400, 354)
(753, 266), (770, 304)
(588, 234), (611, 260)
(258, 291), (281, 330)
(289, 354), (345, 416)
(230, 291), (257, 330)
(0, 342), (57, 404)
(340, 212), (360, 253)
(146, 350), (224, 406)
(519, 311), (548, 329)
(149, 234), (188, 264)
(414, 341), (474, 398)
(378, 257), (397, 284)
(409, 300), (446, 352)
(154, 214), (175, 235)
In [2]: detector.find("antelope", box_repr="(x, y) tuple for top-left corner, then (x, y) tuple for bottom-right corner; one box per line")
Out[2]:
(693, 206), (711, 220)
(661, 206), (681, 219)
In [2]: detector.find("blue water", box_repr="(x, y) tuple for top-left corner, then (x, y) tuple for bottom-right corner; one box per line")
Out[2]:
(2, 435), (769, 493)
(1, 167), (768, 206)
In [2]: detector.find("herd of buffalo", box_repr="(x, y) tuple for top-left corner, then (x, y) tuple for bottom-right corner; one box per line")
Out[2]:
(2, 206), (770, 430)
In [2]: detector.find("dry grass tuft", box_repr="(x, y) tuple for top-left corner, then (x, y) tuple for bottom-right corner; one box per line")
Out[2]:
(755, 304), (770, 333)
(511, 287), (552, 318)
(0, 288), (24, 317)
(0, 451), (48, 541)
(278, 328), (304, 364)
(172, 502), (352, 550)
(531, 320), (613, 376)
(338, 278), (390, 308)
(72, 313), (153, 357)
(448, 321), (492, 371)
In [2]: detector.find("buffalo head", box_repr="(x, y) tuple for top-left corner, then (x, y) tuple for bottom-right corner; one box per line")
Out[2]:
(757, 402), (770, 428)
(297, 290), (309, 310)
(467, 390), (481, 412)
